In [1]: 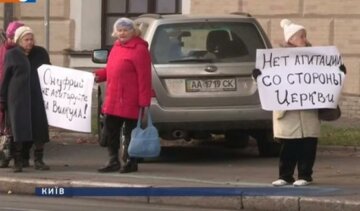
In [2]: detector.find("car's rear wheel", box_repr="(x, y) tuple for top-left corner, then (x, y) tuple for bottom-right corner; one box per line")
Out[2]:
(251, 129), (280, 157)
(225, 130), (250, 148)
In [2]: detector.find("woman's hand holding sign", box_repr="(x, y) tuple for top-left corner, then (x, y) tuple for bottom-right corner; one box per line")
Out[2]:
(252, 68), (262, 80)
(339, 64), (346, 74)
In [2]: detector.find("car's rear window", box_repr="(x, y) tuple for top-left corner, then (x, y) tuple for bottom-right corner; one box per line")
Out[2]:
(150, 21), (266, 64)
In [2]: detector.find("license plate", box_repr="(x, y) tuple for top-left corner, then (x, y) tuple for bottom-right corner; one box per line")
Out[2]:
(186, 78), (237, 92)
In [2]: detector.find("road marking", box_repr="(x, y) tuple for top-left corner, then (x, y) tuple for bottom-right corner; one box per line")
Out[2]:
(0, 207), (47, 211)
(73, 171), (270, 187)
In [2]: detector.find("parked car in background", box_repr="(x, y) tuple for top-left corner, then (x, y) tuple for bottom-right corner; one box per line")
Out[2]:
(93, 13), (280, 157)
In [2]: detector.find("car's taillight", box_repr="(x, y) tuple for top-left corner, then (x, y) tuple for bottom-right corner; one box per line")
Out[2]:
(151, 89), (156, 97)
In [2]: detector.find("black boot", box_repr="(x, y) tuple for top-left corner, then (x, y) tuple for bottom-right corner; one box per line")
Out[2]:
(119, 122), (138, 173)
(34, 149), (50, 170)
(0, 158), (11, 168)
(22, 159), (30, 168)
(13, 142), (23, 173)
(98, 147), (120, 173)
(120, 158), (138, 173)
(22, 141), (33, 168)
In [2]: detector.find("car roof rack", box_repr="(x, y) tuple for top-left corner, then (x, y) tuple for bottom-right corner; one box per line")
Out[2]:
(138, 13), (162, 19)
(230, 12), (252, 17)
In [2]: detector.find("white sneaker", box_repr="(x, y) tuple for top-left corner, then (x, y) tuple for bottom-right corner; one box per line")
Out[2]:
(272, 179), (289, 186)
(293, 179), (311, 186)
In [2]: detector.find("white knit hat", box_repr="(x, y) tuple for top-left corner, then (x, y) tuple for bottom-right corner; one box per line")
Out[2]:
(14, 26), (33, 43)
(280, 19), (305, 42)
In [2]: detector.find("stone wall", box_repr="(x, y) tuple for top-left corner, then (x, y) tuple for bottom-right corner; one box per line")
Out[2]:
(0, 0), (72, 66)
(191, 0), (360, 119)
(341, 94), (360, 118)
(1, 0), (360, 118)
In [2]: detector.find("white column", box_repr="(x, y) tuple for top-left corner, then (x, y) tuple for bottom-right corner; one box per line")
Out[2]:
(182, 0), (191, 14)
(70, 0), (102, 50)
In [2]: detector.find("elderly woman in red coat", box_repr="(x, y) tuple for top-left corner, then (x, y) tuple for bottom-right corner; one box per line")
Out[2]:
(95, 17), (152, 173)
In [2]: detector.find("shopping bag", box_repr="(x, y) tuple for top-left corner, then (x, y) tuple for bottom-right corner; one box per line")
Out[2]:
(0, 133), (12, 160)
(0, 112), (13, 160)
(128, 108), (161, 158)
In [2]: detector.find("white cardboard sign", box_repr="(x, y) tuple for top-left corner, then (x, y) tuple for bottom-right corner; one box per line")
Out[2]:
(255, 46), (345, 111)
(37, 65), (94, 132)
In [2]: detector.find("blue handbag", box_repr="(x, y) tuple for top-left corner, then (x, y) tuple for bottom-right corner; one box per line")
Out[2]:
(128, 108), (161, 158)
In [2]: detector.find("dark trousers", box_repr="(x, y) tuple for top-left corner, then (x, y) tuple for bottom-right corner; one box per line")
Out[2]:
(278, 137), (318, 183)
(22, 142), (33, 160)
(22, 142), (45, 160)
(3, 140), (33, 161)
(102, 115), (137, 161)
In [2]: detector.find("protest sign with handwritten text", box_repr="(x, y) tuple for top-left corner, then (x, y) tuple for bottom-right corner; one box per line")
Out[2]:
(255, 46), (345, 111)
(37, 65), (94, 132)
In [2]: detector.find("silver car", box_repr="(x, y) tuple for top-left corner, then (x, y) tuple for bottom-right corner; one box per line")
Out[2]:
(93, 13), (279, 156)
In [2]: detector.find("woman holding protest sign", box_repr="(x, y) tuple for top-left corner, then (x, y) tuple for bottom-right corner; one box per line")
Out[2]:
(94, 18), (151, 173)
(253, 19), (346, 186)
(0, 26), (50, 172)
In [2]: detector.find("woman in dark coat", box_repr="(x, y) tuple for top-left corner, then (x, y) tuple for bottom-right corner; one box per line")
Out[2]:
(23, 43), (51, 170)
(0, 26), (50, 172)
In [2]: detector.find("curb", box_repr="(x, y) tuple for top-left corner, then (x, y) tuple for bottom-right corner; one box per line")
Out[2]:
(318, 145), (358, 153)
(0, 177), (359, 211)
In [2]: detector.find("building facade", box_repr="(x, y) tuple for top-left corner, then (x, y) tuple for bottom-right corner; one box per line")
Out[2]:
(1, 0), (360, 118)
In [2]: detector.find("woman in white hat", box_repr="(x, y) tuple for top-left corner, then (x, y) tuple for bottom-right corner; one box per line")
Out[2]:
(271, 19), (321, 187)
(0, 26), (51, 172)
(253, 19), (346, 187)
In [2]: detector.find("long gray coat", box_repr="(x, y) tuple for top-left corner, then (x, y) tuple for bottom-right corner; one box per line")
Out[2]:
(0, 46), (50, 143)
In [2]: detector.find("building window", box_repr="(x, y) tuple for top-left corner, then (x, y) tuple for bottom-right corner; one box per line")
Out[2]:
(102, 0), (182, 47)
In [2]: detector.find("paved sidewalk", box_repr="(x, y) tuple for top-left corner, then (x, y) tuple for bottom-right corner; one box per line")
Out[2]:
(0, 118), (359, 211)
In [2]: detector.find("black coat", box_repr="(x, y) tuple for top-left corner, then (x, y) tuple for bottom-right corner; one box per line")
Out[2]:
(0, 46), (50, 143)
(28, 46), (51, 144)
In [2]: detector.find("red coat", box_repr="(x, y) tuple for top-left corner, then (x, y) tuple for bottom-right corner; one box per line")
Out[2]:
(0, 42), (15, 130)
(95, 36), (152, 119)
(0, 44), (6, 129)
